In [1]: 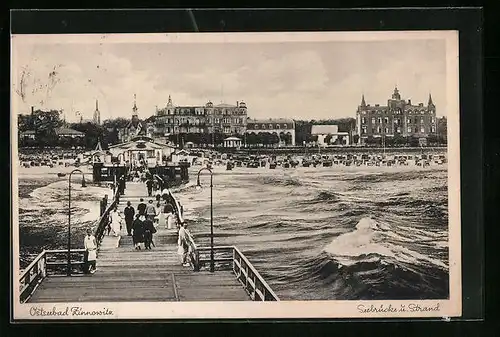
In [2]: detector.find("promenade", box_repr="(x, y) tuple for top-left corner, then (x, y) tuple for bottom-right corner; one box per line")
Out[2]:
(27, 182), (250, 302)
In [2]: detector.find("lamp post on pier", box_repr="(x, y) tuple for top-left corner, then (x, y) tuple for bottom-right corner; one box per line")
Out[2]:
(68, 169), (86, 276)
(195, 167), (214, 272)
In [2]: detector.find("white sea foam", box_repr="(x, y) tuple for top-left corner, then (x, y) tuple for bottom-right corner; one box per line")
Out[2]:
(323, 217), (449, 270)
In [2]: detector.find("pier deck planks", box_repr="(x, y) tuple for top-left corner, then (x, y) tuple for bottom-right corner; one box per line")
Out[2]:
(28, 182), (250, 303)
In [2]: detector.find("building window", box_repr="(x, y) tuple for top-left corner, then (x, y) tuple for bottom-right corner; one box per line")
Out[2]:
(214, 118), (220, 124)
(377, 127), (381, 133)
(420, 126), (425, 133)
(362, 117), (366, 124)
(262, 124), (266, 129)
(283, 124), (288, 129)
(385, 127), (389, 134)
(431, 126), (436, 132)
(421, 110), (425, 114)
(362, 126), (367, 134)
(407, 127), (412, 133)
(269, 124), (273, 129)
(384, 117), (389, 124)
(407, 118), (411, 124)
(276, 124), (280, 129)
(408, 110), (412, 114)
(372, 118), (376, 124)
(420, 117), (424, 124)
(431, 117), (435, 123)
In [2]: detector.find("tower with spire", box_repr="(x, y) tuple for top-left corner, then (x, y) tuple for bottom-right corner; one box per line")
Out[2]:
(93, 99), (101, 125)
(391, 85), (401, 100)
(132, 94), (138, 118)
(360, 94), (366, 107)
(428, 93), (434, 107)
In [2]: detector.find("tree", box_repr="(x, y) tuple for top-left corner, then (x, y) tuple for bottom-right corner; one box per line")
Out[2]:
(324, 134), (333, 145)
(393, 134), (406, 147)
(437, 117), (447, 143)
(427, 134), (439, 145)
(70, 122), (106, 149)
(269, 133), (280, 146)
(353, 134), (360, 145)
(409, 135), (420, 147)
(102, 117), (130, 130)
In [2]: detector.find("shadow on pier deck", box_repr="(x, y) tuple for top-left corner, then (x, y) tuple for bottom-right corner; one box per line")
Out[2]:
(22, 182), (278, 303)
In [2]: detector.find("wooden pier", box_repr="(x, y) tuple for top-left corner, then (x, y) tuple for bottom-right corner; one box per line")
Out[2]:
(20, 182), (278, 303)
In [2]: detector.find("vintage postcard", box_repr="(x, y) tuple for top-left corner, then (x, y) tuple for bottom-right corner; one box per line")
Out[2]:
(11, 31), (460, 320)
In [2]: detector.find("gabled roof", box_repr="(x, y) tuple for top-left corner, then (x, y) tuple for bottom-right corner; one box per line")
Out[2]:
(214, 103), (236, 108)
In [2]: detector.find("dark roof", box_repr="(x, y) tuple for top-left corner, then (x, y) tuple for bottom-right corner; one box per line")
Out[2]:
(21, 130), (36, 134)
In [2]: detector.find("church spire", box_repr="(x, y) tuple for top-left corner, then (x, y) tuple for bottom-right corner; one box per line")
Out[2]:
(361, 94), (366, 107)
(132, 94), (138, 115)
(166, 94), (173, 108)
(428, 92), (434, 106)
(93, 99), (101, 125)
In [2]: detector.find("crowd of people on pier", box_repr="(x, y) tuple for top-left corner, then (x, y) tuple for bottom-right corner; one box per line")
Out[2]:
(83, 173), (193, 273)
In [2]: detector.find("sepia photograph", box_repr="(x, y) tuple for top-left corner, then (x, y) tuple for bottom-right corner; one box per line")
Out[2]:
(11, 31), (461, 319)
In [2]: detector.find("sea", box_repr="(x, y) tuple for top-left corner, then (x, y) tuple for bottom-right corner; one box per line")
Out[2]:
(17, 161), (449, 301)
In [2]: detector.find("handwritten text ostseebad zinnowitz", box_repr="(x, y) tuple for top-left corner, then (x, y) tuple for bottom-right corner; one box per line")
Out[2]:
(30, 306), (114, 317)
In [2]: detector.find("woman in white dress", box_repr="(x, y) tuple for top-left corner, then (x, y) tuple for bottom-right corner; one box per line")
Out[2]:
(84, 228), (97, 274)
(109, 207), (123, 236)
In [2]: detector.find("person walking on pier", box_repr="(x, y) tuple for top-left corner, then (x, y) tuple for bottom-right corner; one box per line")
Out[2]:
(137, 198), (147, 216)
(146, 179), (153, 197)
(100, 194), (108, 217)
(124, 201), (135, 236)
(109, 206), (123, 237)
(118, 174), (126, 195)
(177, 222), (191, 267)
(132, 214), (146, 250)
(145, 199), (157, 222)
(143, 216), (157, 250)
(84, 228), (97, 274)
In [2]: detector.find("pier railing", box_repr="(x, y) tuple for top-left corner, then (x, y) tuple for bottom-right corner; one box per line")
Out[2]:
(195, 246), (280, 301)
(19, 249), (86, 303)
(94, 187), (120, 246)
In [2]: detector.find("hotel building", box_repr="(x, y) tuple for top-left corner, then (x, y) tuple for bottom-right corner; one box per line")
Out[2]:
(355, 86), (437, 144)
(152, 96), (248, 139)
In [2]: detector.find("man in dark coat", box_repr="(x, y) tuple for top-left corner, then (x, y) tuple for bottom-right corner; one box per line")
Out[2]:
(132, 214), (145, 250)
(118, 175), (126, 195)
(100, 194), (108, 217)
(143, 217), (157, 250)
(137, 198), (147, 216)
(146, 179), (153, 197)
(123, 201), (135, 236)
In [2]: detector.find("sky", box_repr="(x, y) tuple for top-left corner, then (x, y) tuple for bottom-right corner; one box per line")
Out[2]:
(11, 33), (450, 122)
